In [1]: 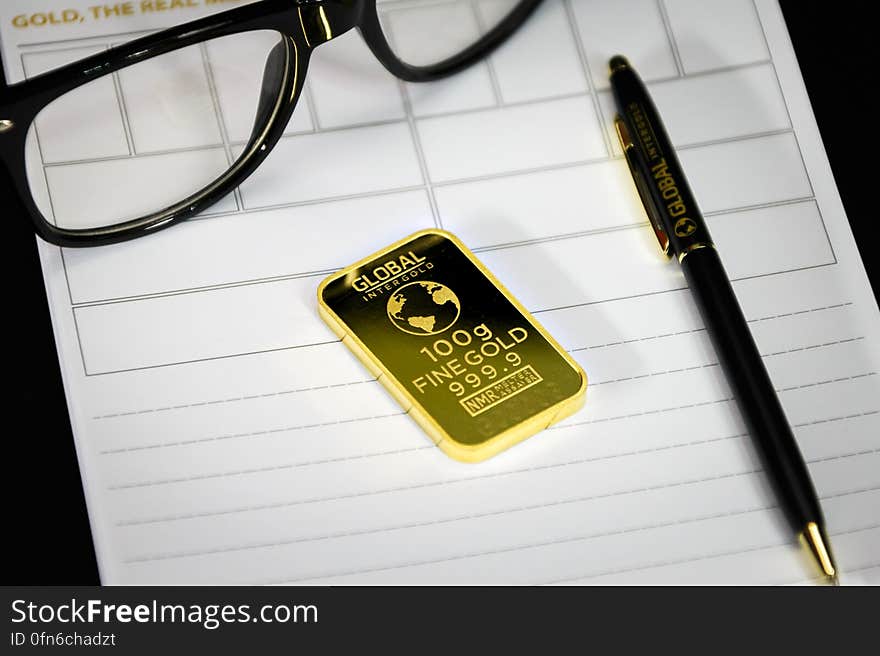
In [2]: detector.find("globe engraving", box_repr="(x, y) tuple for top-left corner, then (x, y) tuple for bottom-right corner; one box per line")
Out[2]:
(386, 281), (461, 336)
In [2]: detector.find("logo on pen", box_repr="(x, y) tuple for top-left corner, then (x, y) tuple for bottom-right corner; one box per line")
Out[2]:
(674, 218), (697, 237)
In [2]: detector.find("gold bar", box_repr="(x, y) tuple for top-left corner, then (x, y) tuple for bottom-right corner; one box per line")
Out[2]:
(318, 229), (587, 463)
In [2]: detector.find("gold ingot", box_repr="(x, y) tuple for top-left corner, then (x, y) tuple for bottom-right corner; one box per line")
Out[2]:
(318, 229), (587, 462)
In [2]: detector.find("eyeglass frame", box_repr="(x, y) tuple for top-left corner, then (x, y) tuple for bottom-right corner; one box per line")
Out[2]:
(0, 0), (542, 248)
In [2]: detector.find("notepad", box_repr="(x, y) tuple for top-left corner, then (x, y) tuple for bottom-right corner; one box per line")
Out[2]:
(2, 0), (877, 584)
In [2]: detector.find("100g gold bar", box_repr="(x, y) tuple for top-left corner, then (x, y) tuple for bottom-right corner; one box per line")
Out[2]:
(318, 230), (587, 463)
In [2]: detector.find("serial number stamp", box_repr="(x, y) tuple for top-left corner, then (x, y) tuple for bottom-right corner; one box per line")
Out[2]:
(459, 365), (543, 417)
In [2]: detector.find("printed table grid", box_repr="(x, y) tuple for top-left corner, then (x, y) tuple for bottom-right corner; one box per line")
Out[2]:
(14, 0), (826, 375)
(22, 1), (777, 249)
(56, 75), (820, 302)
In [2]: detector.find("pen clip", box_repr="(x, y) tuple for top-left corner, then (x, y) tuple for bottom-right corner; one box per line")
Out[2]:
(614, 116), (671, 258)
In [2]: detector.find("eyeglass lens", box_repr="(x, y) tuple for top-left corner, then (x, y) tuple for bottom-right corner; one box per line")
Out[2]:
(24, 30), (286, 231)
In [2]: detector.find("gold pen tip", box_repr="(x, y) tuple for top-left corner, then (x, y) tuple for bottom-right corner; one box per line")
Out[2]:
(609, 55), (630, 74)
(801, 522), (839, 583)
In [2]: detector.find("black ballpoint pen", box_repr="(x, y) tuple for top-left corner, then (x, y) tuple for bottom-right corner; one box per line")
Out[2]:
(608, 55), (839, 584)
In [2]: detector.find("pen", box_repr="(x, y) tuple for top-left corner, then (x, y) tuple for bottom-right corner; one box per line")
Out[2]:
(608, 55), (839, 584)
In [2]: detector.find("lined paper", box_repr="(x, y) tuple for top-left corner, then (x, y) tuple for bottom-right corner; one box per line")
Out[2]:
(2, 0), (878, 584)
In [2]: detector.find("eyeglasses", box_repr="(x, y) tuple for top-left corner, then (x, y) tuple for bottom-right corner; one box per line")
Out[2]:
(0, 0), (541, 247)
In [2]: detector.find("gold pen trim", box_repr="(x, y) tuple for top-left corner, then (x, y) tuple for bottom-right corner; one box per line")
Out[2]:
(614, 115), (634, 151)
(800, 522), (839, 583)
(677, 242), (715, 263)
(614, 115), (671, 258)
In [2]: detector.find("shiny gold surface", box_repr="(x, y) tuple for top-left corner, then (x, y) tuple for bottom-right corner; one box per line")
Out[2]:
(614, 114), (633, 150)
(318, 230), (587, 462)
(615, 115), (671, 257)
(800, 521), (839, 584)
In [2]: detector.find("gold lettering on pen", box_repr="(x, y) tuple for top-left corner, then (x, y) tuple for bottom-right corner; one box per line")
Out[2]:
(627, 102), (661, 161)
(651, 157), (695, 235)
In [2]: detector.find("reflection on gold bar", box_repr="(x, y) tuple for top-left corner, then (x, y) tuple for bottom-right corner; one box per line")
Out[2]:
(318, 229), (587, 462)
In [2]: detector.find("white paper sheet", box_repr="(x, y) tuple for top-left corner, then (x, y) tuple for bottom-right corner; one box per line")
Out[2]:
(2, 0), (878, 584)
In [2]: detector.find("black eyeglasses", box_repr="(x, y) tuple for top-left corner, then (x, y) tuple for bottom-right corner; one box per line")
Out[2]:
(0, 0), (541, 247)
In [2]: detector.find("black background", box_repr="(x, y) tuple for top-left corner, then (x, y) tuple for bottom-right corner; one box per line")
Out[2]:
(4, 1), (877, 585)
